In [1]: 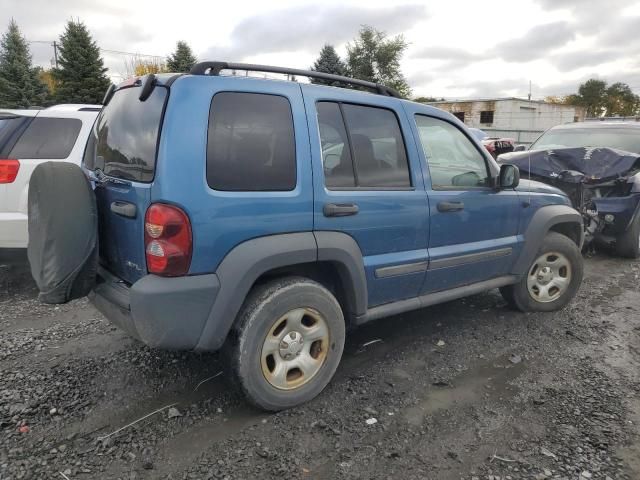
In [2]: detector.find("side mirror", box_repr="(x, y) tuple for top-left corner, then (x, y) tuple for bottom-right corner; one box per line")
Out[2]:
(514, 145), (526, 152)
(499, 164), (520, 189)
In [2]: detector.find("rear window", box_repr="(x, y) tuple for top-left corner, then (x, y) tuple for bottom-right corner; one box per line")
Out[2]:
(206, 92), (296, 191)
(85, 86), (167, 182)
(9, 117), (81, 159)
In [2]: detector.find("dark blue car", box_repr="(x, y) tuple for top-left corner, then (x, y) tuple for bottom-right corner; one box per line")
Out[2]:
(500, 121), (640, 258)
(28, 62), (584, 410)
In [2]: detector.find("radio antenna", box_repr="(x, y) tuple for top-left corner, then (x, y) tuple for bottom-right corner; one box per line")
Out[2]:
(528, 147), (532, 207)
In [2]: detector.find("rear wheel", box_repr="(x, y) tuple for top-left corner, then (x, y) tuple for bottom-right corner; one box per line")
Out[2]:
(500, 232), (583, 312)
(615, 213), (640, 259)
(227, 277), (345, 411)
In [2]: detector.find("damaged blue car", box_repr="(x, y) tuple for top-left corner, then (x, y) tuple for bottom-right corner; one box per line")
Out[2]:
(499, 121), (640, 258)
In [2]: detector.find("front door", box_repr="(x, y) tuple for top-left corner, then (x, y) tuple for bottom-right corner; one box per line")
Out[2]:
(302, 86), (429, 307)
(406, 110), (522, 293)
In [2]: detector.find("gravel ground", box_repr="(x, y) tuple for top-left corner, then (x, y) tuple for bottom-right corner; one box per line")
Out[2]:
(0, 250), (639, 480)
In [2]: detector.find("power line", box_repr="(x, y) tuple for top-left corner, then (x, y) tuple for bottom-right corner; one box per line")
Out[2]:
(27, 40), (167, 60)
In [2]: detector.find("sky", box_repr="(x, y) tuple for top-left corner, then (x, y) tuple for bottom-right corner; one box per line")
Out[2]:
(2, 0), (640, 100)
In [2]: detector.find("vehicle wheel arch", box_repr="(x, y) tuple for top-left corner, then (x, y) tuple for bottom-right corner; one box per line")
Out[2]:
(549, 221), (582, 246)
(194, 232), (367, 351)
(513, 204), (583, 276)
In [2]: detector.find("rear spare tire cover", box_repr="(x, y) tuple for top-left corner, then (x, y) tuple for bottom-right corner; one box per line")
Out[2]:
(27, 162), (98, 304)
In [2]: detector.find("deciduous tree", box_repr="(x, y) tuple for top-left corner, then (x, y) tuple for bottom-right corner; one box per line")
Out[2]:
(346, 26), (411, 98)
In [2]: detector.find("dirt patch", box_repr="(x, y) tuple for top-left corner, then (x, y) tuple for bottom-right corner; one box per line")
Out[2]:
(1, 252), (639, 479)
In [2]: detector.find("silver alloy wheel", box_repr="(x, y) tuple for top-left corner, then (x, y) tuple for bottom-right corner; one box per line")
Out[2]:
(261, 307), (330, 390)
(527, 251), (572, 303)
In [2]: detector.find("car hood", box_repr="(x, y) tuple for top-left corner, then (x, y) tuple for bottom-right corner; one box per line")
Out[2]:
(516, 179), (568, 197)
(499, 147), (640, 184)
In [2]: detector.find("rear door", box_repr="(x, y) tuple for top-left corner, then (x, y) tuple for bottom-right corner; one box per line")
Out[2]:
(83, 85), (167, 284)
(404, 107), (522, 293)
(302, 85), (429, 307)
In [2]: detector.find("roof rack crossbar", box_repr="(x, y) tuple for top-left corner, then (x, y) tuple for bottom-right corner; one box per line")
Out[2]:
(189, 61), (402, 98)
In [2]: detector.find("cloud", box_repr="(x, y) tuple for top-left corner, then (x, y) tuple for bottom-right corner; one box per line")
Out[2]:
(201, 4), (428, 60)
(411, 46), (481, 61)
(534, 0), (637, 33)
(550, 49), (618, 72)
(406, 70), (433, 86)
(598, 15), (640, 47)
(493, 21), (575, 62)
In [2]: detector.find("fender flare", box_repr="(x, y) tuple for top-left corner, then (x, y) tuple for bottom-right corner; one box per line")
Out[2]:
(512, 204), (583, 275)
(195, 231), (367, 351)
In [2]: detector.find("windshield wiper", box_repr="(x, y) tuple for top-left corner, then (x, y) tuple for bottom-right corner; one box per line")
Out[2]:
(88, 168), (132, 186)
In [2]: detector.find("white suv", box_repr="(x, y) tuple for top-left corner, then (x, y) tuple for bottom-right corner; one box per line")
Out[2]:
(0, 104), (100, 248)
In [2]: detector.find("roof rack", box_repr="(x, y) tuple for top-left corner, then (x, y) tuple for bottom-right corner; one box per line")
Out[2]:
(189, 61), (402, 99)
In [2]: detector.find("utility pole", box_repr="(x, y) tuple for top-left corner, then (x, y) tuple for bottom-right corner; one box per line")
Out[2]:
(52, 41), (58, 69)
(528, 80), (531, 101)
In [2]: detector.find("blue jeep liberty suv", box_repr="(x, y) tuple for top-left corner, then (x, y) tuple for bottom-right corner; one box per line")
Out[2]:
(27, 62), (584, 410)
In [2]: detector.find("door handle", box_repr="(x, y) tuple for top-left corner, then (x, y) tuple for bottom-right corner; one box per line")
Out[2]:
(323, 203), (359, 217)
(437, 201), (464, 212)
(111, 201), (137, 218)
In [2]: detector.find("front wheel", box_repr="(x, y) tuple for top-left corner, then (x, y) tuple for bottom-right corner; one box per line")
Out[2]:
(615, 212), (640, 259)
(501, 232), (583, 312)
(227, 277), (345, 411)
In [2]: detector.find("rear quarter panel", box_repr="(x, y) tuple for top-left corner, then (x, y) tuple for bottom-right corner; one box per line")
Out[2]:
(154, 76), (313, 274)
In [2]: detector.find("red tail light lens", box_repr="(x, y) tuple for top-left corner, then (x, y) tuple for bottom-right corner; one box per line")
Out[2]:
(0, 159), (20, 184)
(144, 203), (192, 276)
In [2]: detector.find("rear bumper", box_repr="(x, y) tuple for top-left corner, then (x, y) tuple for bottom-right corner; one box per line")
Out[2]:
(0, 212), (28, 248)
(90, 267), (220, 350)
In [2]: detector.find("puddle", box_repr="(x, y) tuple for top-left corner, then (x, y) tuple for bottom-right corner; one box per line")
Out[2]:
(404, 355), (525, 426)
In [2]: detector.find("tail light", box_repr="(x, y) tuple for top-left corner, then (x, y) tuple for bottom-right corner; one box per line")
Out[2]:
(144, 203), (192, 276)
(0, 159), (19, 183)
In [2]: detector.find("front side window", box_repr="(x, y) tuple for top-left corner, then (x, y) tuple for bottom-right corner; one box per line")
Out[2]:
(10, 117), (81, 159)
(207, 92), (296, 191)
(317, 101), (411, 189)
(415, 115), (490, 189)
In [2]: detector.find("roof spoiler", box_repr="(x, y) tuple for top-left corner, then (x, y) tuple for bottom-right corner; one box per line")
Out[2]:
(189, 61), (403, 99)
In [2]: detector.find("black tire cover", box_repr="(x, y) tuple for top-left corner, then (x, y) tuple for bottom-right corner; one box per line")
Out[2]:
(27, 162), (98, 304)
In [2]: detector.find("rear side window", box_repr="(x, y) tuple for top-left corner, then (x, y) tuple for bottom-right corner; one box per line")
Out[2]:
(317, 102), (355, 188)
(207, 92), (296, 191)
(318, 101), (411, 189)
(9, 118), (81, 159)
(0, 116), (30, 155)
(85, 86), (167, 182)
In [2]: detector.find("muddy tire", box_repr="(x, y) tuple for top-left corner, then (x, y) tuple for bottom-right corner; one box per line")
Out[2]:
(500, 232), (583, 312)
(615, 213), (640, 259)
(226, 277), (345, 411)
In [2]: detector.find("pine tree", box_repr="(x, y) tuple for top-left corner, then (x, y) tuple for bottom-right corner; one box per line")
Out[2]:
(53, 20), (110, 105)
(0, 20), (48, 108)
(166, 41), (197, 73)
(310, 45), (346, 85)
(346, 26), (411, 98)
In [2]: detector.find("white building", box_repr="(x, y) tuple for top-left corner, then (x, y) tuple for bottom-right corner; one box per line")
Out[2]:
(425, 98), (587, 145)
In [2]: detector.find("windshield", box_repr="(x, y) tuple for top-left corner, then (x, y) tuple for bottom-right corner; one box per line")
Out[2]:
(468, 128), (487, 141)
(531, 127), (640, 154)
